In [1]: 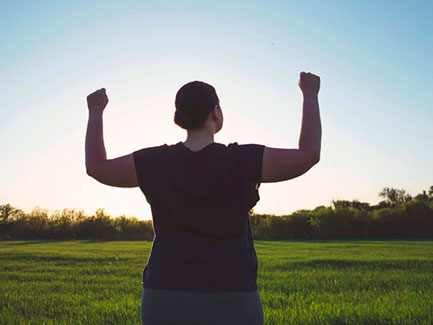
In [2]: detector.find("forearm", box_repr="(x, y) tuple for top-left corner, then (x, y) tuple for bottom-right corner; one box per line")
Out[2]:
(298, 94), (322, 157)
(85, 111), (107, 171)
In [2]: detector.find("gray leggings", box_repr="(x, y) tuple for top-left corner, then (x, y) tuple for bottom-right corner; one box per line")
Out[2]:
(141, 288), (264, 325)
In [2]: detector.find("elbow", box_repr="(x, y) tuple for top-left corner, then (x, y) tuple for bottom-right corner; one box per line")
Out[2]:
(86, 161), (107, 182)
(312, 153), (320, 164)
(307, 152), (320, 167)
(86, 167), (101, 183)
(301, 150), (320, 165)
(86, 165), (96, 177)
(86, 160), (102, 177)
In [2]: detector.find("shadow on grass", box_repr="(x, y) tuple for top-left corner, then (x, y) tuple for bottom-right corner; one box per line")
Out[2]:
(0, 253), (130, 263)
(1, 238), (149, 246)
(2, 239), (52, 246)
(272, 258), (433, 271)
(255, 238), (433, 246)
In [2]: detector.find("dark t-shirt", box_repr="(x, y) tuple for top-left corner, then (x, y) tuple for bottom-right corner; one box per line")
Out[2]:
(133, 141), (265, 292)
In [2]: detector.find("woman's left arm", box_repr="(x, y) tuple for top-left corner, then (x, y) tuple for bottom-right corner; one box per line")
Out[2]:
(85, 88), (138, 188)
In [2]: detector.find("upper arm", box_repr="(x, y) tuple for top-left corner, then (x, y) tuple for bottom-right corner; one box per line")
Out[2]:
(238, 144), (266, 184)
(261, 146), (320, 183)
(86, 153), (138, 188)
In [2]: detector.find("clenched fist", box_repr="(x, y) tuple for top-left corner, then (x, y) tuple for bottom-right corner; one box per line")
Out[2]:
(298, 72), (320, 97)
(87, 88), (109, 113)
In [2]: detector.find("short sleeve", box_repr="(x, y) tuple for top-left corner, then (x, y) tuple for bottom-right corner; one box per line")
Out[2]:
(132, 145), (163, 201)
(238, 144), (265, 184)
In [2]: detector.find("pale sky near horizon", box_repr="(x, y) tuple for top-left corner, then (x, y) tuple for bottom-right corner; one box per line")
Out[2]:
(1, 1), (432, 220)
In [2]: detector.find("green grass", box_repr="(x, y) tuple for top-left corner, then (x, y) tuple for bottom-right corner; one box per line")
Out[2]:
(1, 239), (433, 324)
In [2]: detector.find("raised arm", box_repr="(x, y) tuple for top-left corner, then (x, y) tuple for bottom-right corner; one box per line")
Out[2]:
(261, 72), (322, 183)
(85, 88), (108, 172)
(85, 88), (138, 188)
(298, 71), (321, 159)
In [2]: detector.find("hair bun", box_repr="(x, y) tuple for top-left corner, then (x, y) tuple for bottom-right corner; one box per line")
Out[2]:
(174, 110), (194, 129)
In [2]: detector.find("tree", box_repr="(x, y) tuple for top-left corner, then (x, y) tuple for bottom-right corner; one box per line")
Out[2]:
(428, 186), (433, 199)
(0, 203), (24, 222)
(332, 199), (370, 210)
(0, 203), (14, 222)
(379, 187), (412, 205)
(350, 200), (371, 210)
(414, 190), (429, 202)
(331, 200), (351, 209)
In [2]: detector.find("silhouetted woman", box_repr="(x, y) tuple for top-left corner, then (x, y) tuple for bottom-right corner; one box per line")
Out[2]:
(85, 72), (321, 324)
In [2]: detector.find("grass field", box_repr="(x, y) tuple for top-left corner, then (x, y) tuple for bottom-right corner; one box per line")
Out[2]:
(1, 239), (432, 324)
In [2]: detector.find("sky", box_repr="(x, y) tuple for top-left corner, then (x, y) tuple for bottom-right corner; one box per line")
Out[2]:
(1, 1), (432, 220)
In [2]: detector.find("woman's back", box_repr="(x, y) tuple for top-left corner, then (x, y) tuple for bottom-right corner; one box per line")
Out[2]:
(133, 141), (265, 293)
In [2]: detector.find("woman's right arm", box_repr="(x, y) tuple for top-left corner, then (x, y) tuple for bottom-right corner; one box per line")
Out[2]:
(261, 72), (321, 183)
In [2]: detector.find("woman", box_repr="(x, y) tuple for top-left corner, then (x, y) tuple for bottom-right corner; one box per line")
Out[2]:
(85, 72), (321, 324)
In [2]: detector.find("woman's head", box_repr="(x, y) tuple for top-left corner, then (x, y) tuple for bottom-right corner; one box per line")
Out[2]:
(174, 81), (223, 133)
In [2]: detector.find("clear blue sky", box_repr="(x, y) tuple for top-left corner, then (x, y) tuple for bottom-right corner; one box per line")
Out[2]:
(1, 1), (432, 220)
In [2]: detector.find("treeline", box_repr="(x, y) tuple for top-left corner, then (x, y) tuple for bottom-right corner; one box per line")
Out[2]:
(250, 186), (433, 239)
(0, 207), (154, 240)
(1, 186), (433, 240)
